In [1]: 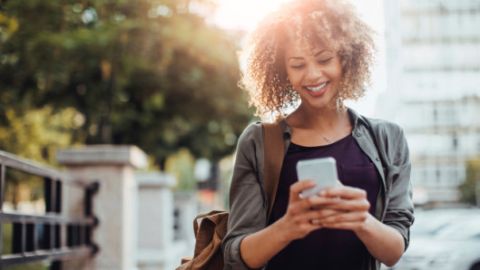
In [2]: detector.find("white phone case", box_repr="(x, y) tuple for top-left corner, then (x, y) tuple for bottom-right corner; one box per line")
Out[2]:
(296, 157), (340, 198)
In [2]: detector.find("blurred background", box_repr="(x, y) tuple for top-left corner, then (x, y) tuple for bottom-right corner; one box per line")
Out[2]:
(0, 0), (479, 270)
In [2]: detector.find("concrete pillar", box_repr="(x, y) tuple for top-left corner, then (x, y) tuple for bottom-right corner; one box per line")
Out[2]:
(136, 172), (179, 270)
(173, 191), (198, 252)
(136, 172), (175, 250)
(58, 145), (147, 270)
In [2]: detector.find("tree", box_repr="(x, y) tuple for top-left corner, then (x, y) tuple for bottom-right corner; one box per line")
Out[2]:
(0, 0), (252, 166)
(0, 106), (81, 163)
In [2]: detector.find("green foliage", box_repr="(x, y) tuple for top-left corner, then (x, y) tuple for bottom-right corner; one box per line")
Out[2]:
(0, 13), (19, 42)
(0, 0), (252, 166)
(0, 106), (81, 164)
(0, 106), (78, 208)
(165, 148), (196, 191)
(459, 158), (480, 205)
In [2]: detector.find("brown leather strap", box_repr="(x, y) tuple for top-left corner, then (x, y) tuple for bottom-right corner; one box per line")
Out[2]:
(262, 119), (285, 220)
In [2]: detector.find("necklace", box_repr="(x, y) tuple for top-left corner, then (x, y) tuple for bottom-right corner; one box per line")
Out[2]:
(321, 135), (332, 143)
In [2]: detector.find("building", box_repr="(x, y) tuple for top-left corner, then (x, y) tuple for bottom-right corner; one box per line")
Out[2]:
(381, 0), (480, 203)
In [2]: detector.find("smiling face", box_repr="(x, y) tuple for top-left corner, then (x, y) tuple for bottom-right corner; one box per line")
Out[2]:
(284, 39), (343, 111)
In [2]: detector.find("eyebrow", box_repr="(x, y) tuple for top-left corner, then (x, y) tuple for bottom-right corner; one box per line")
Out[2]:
(314, 50), (328, 57)
(288, 50), (329, 60)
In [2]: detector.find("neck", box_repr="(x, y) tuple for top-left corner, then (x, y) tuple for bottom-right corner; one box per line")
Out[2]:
(289, 104), (350, 132)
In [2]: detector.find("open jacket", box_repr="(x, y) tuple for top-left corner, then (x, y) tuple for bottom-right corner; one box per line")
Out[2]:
(222, 108), (415, 270)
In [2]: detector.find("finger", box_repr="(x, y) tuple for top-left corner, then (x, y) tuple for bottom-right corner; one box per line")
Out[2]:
(296, 208), (344, 223)
(321, 199), (370, 212)
(299, 223), (323, 233)
(299, 196), (343, 216)
(318, 211), (369, 225)
(315, 208), (345, 219)
(320, 186), (367, 199)
(307, 196), (340, 207)
(288, 199), (313, 215)
(321, 221), (365, 231)
(289, 180), (316, 203)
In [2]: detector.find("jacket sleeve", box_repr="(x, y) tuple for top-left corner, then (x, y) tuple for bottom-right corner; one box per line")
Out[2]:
(382, 125), (415, 251)
(222, 123), (268, 270)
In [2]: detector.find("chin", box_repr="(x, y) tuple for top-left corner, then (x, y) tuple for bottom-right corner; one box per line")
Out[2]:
(300, 96), (337, 111)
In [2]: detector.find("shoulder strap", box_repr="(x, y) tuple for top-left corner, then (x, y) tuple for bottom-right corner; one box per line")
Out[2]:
(262, 119), (285, 220)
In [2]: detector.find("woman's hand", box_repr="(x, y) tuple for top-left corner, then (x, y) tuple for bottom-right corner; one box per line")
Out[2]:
(313, 186), (405, 266)
(239, 181), (343, 269)
(276, 180), (342, 242)
(314, 186), (372, 233)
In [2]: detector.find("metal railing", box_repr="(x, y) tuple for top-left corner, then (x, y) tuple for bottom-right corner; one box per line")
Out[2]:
(0, 150), (99, 268)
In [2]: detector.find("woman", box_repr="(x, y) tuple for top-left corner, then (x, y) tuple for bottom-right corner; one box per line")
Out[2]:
(222, 0), (414, 269)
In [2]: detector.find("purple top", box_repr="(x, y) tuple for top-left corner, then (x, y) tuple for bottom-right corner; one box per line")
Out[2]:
(266, 134), (380, 270)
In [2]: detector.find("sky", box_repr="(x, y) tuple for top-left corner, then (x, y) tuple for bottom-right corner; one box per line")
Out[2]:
(212, 0), (387, 117)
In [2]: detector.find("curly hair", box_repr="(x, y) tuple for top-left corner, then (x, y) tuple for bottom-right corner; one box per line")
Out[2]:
(241, 0), (375, 117)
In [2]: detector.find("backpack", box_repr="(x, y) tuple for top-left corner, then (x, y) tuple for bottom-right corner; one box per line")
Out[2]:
(176, 121), (285, 270)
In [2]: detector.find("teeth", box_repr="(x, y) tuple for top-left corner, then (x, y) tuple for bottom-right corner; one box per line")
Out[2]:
(306, 82), (328, 92)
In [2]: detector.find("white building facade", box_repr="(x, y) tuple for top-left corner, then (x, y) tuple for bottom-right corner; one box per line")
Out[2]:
(381, 0), (480, 203)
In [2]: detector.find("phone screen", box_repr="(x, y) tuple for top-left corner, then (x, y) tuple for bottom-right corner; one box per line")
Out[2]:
(296, 157), (339, 198)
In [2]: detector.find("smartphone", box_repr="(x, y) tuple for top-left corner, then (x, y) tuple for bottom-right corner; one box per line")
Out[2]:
(296, 157), (340, 198)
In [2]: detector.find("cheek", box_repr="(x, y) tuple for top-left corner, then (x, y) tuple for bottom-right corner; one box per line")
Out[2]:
(286, 70), (303, 88)
(331, 59), (343, 79)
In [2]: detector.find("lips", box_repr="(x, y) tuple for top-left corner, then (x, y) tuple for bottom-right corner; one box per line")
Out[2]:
(303, 81), (329, 97)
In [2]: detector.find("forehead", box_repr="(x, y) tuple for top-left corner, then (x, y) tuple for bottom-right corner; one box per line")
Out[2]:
(284, 38), (332, 58)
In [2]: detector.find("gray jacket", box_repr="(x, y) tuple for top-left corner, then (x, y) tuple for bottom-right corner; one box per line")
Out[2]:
(222, 108), (415, 270)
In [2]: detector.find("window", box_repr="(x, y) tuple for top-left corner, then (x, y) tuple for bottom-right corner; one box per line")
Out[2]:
(452, 134), (458, 150)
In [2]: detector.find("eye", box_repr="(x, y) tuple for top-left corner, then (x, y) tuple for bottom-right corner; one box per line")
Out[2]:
(290, 64), (305, 70)
(317, 57), (333, 64)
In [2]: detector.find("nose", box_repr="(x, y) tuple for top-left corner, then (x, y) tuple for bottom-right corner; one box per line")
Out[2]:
(305, 64), (325, 83)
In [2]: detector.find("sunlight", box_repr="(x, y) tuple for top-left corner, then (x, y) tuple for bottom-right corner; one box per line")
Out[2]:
(214, 0), (384, 33)
(213, 0), (290, 31)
